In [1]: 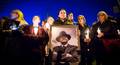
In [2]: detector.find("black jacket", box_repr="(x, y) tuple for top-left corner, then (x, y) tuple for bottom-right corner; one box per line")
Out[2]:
(54, 18), (68, 25)
(79, 24), (95, 57)
(52, 44), (79, 62)
(92, 19), (118, 39)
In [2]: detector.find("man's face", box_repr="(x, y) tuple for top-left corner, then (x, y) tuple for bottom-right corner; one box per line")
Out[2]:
(59, 36), (69, 45)
(98, 14), (106, 23)
(59, 10), (66, 19)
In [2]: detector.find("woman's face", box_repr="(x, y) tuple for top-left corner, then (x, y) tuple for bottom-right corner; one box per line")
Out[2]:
(47, 17), (54, 25)
(98, 14), (106, 23)
(78, 17), (85, 25)
(59, 10), (67, 19)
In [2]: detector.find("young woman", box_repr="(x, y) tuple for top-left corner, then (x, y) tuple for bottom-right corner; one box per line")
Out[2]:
(78, 15), (95, 65)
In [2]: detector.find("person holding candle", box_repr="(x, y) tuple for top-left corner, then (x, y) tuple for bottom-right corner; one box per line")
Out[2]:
(92, 11), (118, 65)
(78, 15), (95, 65)
(22, 16), (49, 65)
(44, 16), (54, 32)
(22, 16), (42, 36)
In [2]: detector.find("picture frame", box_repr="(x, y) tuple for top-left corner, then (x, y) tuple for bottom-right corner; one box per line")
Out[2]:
(50, 25), (80, 64)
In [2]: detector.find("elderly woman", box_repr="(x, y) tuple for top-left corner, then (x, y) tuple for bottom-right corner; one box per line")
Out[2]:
(92, 11), (117, 65)
(78, 15), (95, 65)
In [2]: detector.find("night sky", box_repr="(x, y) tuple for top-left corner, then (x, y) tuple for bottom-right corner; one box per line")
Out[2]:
(0, 0), (120, 26)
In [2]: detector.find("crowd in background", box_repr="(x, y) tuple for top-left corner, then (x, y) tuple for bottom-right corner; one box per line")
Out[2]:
(0, 9), (120, 65)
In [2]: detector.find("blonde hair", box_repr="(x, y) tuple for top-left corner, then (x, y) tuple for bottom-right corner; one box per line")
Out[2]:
(47, 16), (54, 23)
(97, 11), (108, 20)
(33, 16), (40, 21)
(12, 9), (28, 25)
(78, 15), (86, 23)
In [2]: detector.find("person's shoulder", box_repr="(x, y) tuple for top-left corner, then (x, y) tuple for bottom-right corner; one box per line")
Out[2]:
(84, 24), (90, 28)
(53, 20), (58, 25)
(55, 18), (61, 22)
(92, 21), (99, 27)
(38, 26), (47, 33)
(107, 19), (117, 24)
(19, 24), (30, 30)
(39, 26), (44, 30)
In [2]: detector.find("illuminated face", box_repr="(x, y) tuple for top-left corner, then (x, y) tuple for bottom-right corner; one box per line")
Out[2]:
(58, 10), (67, 19)
(78, 16), (85, 25)
(47, 17), (54, 25)
(59, 36), (69, 45)
(98, 14), (106, 23)
(11, 12), (18, 19)
(68, 13), (73, 20)
(32, 16), (40, 26)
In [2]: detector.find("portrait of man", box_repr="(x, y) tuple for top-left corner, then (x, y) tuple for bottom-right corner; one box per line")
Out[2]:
(50, 25), (80, 65)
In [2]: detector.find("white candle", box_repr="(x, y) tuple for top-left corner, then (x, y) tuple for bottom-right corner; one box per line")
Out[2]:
(34, 27), (38, 35)
(97, 27), (101, 34)
(117, 29), (120, 35)
(85, 29), (90, 39)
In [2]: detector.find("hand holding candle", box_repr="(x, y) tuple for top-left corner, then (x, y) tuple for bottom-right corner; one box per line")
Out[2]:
(32, 16), (40, 36)
(117, 29), (120, 35)
(84, 29), (91, 43)
(97, 27), (104, 38)
(85, 29), (90, 39)
(97, 27), (101, 34)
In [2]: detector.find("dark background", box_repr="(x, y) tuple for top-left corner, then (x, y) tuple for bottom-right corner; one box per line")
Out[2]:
(0, 0), (120, 26)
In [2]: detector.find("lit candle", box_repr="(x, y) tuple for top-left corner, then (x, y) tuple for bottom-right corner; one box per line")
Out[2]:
(34, 27), (38, 35)
(85, 29), (90, 39)
(97, 27), (101, 34)
(117, 29), (120, 35)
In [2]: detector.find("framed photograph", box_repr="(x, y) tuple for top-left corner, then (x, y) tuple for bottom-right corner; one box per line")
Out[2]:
(50, 25), (80, 64)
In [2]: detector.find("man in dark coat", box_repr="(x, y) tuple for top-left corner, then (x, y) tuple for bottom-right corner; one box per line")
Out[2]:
(52, 31), (79, 65)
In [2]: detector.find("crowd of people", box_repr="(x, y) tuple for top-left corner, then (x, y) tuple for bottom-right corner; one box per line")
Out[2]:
(0, 9), (120, 65)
